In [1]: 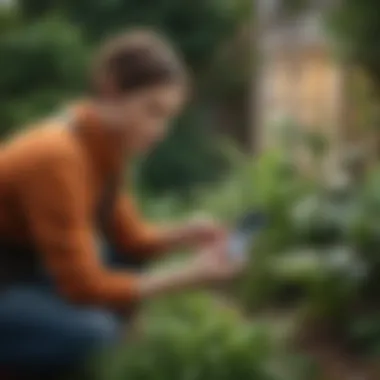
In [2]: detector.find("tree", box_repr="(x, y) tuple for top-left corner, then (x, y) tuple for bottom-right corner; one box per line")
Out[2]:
(328, 0), (380, 89)
(19, 0), (243, 73)
(0, 17), (87, 135)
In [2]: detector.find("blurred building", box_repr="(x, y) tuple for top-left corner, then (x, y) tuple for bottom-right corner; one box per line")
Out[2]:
(255, 0), (343, 157)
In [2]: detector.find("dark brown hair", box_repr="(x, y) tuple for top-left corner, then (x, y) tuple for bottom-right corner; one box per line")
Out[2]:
(91, 29), (187, 96)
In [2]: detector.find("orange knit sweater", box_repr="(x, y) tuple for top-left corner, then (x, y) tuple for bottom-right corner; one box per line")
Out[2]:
(0, 104), (167, 307)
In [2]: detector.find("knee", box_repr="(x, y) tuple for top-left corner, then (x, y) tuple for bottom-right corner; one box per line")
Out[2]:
(43, 312), (120, 370)
(75, 312), (121, 350)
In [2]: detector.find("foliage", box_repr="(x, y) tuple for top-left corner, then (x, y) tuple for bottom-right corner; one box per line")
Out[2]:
(91, 293), (319, 380)
(20, 0), (243, 72)
(139, 106), (229, 197)
(328, 0), (380, 89)
(0, 17), (87, 135)
(194, 122), (380, 357)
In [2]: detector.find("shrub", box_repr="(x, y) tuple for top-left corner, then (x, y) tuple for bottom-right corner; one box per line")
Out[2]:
(198, 126), (380, 356)
(91, 293), (319, 380)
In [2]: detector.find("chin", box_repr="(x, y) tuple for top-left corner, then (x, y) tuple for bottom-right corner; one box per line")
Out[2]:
(139, 140), (157, 154)
(127, 144), (147, 156)
(138, 146), (153, 156)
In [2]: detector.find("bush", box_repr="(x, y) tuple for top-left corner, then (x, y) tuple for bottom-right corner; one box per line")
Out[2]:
(91, 293), (319, 380)
(196, 126), (380, 357)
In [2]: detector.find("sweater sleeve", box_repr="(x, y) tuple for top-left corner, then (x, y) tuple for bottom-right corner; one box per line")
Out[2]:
(19, 153), (140, 307)
(110, 194), (168, 258)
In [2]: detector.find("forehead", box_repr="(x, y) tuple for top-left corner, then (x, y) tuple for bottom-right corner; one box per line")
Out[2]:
(134, 83), (187, 110)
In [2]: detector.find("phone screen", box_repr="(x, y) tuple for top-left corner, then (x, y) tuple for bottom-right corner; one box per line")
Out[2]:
(227, 211), (267, 263)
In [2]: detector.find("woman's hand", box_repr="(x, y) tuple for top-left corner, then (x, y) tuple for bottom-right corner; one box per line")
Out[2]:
(171, 215), (225, 249)
(138, 236), (244, 300)
(191, 237), (244, 283)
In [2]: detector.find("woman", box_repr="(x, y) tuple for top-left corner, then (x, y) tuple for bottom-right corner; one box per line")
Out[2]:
(0, 30), (240, 374)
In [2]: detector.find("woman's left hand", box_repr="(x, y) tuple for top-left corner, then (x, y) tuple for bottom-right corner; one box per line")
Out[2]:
(176, 215), (226, 248)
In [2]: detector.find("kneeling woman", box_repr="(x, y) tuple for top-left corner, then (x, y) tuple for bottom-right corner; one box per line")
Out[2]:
(0, 30), (239, 374)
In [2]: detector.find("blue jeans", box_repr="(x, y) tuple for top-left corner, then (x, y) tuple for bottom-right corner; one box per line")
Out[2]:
(0, 243), (142, 373)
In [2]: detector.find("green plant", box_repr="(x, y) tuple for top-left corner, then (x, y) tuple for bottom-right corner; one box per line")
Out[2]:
(91, 293), (318, 380)
(194, 126), (380, 358)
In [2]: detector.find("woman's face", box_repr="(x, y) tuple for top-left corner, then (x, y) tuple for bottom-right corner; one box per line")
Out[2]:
(110, 83), (186, 154)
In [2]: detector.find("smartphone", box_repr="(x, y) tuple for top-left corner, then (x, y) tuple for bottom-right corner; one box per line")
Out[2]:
(227, 211), (267, 263)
